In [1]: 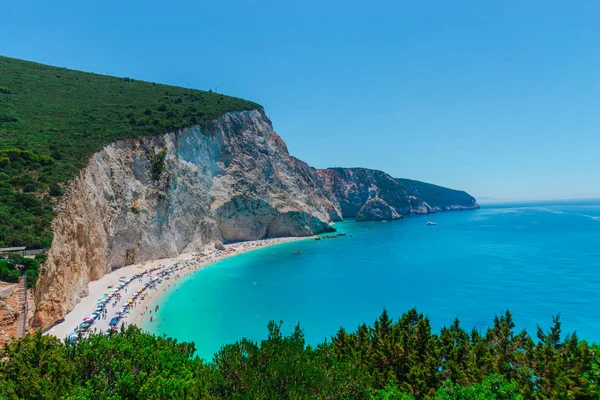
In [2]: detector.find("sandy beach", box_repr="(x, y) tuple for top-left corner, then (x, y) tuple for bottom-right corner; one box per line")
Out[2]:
(45, 236), (309, 340)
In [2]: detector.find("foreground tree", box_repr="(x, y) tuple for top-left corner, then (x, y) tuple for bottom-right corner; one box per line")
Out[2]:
(0, 310), (598, 399)
(212, 321), (367, 399)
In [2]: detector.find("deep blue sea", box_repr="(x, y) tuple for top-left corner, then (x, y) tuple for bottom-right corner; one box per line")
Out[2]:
(145, 200), (600, 361)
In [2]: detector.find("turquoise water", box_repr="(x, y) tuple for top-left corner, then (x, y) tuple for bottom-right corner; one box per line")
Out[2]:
(145, 200), (600, 361)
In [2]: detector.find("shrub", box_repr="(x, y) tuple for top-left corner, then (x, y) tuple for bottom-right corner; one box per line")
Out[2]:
(149, 148), (167, 181)
(49, 183), (64, 197)
(26, 270), (38, 288)
(21, 258), (40, 271)
(0, 260), (19, 283)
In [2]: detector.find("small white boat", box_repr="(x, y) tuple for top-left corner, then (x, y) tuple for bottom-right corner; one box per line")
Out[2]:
(426, 221), (437, 226)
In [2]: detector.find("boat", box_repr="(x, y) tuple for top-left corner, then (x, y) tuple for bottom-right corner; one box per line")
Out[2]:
(426, 221), (437, 226)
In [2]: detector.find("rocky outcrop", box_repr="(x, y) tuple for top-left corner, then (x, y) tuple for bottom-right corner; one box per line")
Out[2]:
(0, 284), (18, 345)
(32, 109), (478, 330)
(356, 197), (401, 221)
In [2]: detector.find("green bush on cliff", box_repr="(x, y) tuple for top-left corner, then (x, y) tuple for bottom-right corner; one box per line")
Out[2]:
(149, 148), (168, 181)
(0, 309), (598, 399)
(0, 56), (260, 250)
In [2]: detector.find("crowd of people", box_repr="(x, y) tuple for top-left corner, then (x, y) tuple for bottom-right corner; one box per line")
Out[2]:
(59, 237), (303, 343)
(67, 258), (203, 342)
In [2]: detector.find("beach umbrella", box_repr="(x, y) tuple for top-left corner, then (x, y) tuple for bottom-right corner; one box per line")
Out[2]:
(97, 297), (104, 301)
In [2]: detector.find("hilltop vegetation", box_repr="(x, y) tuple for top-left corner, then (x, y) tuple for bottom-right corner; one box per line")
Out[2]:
(0, 56), (260, 249)
(0, 309), (598, 399)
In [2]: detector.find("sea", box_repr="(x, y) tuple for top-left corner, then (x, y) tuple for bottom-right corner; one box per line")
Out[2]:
(144, 200), (600, 361)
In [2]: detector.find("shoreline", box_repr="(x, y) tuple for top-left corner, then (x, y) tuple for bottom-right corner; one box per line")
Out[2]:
(45, 236), (310, 340)
(128, 236), (310, 329)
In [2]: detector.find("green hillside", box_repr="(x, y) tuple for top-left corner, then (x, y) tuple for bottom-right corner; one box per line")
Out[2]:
(0, 56), (260, 249)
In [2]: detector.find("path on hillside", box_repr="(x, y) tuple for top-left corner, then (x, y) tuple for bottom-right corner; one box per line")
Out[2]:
(14, 276), (27, 338)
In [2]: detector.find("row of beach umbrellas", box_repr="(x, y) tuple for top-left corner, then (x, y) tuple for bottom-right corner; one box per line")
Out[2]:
(68, 260), (197, 343)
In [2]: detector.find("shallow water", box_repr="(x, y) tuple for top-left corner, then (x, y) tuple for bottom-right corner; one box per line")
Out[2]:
(145, 200), (600, 361)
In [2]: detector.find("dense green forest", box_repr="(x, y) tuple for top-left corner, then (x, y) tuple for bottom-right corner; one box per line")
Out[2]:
(0, 56), (260, 249)
(1, 309), (597, 399)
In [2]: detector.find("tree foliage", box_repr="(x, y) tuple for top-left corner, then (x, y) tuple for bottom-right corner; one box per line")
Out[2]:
(0, 259), (19, 283)
(0, 310), (598, 399)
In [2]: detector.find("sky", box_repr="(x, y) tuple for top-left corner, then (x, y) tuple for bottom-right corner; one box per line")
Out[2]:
(1, 0), (599, 201)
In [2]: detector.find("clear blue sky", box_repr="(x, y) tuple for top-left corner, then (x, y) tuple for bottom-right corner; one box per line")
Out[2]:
(2, 0), (599, 201)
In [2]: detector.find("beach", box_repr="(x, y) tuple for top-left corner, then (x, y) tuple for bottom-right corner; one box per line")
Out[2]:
(45, 236), (309, 340)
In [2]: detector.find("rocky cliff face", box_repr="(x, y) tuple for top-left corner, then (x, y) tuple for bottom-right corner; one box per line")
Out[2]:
(32, 109), (477, 329)
(315, 168), (478, 221)
(34, 110), (340, 328)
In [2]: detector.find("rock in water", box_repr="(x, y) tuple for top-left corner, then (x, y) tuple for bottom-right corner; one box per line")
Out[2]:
(356, 198), (402, 221)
